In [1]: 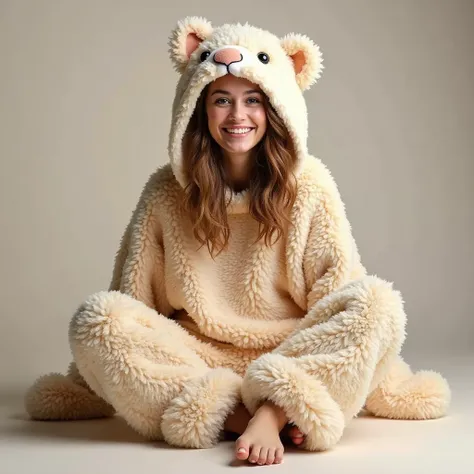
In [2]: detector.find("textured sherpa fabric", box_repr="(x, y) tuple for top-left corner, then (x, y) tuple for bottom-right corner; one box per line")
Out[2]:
(161, 368), (243, 448)
(24, 361), (115, 421)
(24, 17), (451, 450)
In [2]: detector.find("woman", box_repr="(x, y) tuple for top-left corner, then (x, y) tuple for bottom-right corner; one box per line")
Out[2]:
(25, 17), (450, 467)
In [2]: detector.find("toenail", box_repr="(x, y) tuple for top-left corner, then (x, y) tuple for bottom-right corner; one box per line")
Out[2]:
(238, 448), (246, 453)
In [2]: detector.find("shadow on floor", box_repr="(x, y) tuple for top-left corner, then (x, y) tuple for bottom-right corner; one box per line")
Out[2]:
(5, 412), (174, 448)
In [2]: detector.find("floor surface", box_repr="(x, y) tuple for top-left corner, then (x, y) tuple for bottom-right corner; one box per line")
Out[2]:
(2, 354), (473, 474)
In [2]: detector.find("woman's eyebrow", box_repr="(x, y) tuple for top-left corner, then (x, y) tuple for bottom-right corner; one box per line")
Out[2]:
(210, 89), (263, 96)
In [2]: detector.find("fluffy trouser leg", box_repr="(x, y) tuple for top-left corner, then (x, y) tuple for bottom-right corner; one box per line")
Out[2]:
(241, 276), (408, 452)
(24, 361), (115, 420)
(69, 290), (242, 448)
(364, 353), (451, 419)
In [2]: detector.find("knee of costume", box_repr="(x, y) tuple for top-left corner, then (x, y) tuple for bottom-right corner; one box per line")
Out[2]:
(69, 290), (244, 447)
(241, 276), (408, 452)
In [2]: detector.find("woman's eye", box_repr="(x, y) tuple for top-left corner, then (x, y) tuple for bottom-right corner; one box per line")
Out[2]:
(214, 97), (260, 105)
(215, 98), (229, 105)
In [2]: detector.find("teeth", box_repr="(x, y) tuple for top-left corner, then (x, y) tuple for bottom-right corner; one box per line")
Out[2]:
(226, 128), (252, 134)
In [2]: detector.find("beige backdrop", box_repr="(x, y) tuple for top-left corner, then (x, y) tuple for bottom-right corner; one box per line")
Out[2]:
(1, 0), (473, 393)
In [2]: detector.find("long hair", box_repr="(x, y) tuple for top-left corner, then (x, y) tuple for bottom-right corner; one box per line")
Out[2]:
(181, 84), (298, 258)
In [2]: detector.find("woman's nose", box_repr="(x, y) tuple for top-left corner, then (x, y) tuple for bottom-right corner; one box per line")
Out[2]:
(229, 102), (245, 120)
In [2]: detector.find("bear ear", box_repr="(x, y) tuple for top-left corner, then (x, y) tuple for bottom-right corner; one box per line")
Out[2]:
(280, 33), (324, 91)
(168, 17), (213, 73)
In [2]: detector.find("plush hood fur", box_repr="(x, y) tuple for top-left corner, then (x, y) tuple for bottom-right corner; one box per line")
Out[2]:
(167, 17), (324, 208)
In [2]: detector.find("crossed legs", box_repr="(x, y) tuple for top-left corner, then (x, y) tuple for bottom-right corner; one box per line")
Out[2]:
(25, 277), (450, 460)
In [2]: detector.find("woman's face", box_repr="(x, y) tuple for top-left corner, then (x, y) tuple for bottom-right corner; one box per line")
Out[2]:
(205, 75), (267, 158)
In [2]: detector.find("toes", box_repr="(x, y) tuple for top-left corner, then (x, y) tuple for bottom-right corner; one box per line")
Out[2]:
(275, 447), (284, 464)
(257, 448), (268, 465)
(266, 448), (276, 465)
(248, 446), (261, 464)
(235, 437), (250, 460)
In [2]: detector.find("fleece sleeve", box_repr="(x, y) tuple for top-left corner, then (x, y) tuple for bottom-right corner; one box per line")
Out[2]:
(106, 171), (175, 317)
(302, 168), (366, 312)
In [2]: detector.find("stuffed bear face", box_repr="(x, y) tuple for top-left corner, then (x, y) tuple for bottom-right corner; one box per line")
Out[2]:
(168, 18), (323, 92)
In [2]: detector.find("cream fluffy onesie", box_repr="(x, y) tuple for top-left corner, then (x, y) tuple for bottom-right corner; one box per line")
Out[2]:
(25, 17), (451, 452)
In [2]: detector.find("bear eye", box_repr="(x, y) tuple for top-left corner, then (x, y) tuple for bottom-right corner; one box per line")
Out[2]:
(257, 52), (270, 64)
(200, 51), (211, 62)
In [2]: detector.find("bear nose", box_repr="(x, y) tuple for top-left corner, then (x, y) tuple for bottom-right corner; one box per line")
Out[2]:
(214, 48), (242, 66)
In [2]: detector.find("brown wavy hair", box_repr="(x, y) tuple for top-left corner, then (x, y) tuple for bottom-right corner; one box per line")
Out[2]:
(181, 84), (298, 258)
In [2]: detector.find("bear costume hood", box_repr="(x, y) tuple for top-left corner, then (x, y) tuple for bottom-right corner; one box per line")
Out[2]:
(167, 17), (324, 209)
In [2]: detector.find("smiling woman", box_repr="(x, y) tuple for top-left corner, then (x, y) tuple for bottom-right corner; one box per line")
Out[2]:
(181, 73), (299, 257)
(207, 76), (266, 147)
(206, 76), (267, 194)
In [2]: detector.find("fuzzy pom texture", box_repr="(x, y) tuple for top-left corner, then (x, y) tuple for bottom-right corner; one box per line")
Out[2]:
(161, 368), (242, 448)
(365, 356), (451, 420)
(24, 372), (115, 421)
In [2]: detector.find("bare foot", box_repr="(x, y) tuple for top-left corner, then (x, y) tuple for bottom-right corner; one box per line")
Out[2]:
(224, 403), (252, 436)
(235, 401), (287, 465)
(288, 425), (305, 446)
